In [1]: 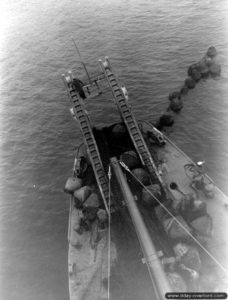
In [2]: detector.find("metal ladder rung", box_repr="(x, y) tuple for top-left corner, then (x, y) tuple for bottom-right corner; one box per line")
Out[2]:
(118, 99), (125, 104)
(87, 142), (94, 148)
(99, 177), (106, 184)
(92, 161), (100, 167)
(77, 111), (84, 116)
(132, 131), (140, 136)
(89, 152), (97, 158)
(135, 140), (143, 145)
(129, 127), (137, 132)
(81, 122), (88, 127)
(137, 143), (144, 148)
(86, 136), (93, 142)
(90, 154), (98, 160)
(64, 81), (110, 213)
(99, 57), (162, 191)
(93, 157), (100, 164)
(113, 87), (120, 92)
(84, 133), (91, 139)
(84, 133), (90, 138)
(90, 149), (96, 154)
(101, 182), (108, 189)
(128, 122), (135, 127)
(119, 103), (127, 108)
(122, 110), (130, 115)
(103, 186), (109, 192)
(74, 103), (81, 108)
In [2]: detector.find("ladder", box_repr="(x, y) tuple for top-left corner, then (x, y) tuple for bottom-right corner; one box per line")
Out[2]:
(99, 57), (163, 185)
(62, 71), (110, 214)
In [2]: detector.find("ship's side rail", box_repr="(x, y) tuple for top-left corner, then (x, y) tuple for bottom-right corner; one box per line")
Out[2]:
(62, 72), (110, 214)
(99, 57), (163, 186)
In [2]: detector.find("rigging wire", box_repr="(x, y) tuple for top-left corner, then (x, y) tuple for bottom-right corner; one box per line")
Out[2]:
(107, 165), (112, 300)
(119, 161), (228, 277)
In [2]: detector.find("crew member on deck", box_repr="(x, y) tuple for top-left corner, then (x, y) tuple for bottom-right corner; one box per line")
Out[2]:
(72, 78), (86, 99)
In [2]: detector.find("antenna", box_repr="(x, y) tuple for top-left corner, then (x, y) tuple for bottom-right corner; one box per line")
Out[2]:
(72, 39), (92, 84)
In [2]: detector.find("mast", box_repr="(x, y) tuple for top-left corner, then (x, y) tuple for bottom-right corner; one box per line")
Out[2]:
(110, 157), (172, 299)
(72, 39), (92, 84)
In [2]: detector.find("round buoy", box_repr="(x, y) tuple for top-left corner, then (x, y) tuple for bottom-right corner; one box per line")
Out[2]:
(159, 113), (174, 127)
(180, 86), (189, 96)
(169, 98), (183, 112)
(204, 56), (213, 66)
(120, 150), (140, 169)
(185, 77), (196, 89)
(168, 91), (181, 101)
(188, 64), (202, 82)
(206, 46), (217, 58)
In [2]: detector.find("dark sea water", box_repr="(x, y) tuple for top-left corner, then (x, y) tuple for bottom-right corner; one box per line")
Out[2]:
(0, 0), (228, 299)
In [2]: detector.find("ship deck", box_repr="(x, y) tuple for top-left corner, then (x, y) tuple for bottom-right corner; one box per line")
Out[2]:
(155, 136), (228, 288)
(67, 132), (228, 300)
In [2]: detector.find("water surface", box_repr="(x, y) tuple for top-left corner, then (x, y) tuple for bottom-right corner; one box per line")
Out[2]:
(0, 0), (228, 299)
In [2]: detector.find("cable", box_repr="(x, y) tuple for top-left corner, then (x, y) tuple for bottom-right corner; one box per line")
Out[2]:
(107, 165), (112, 300)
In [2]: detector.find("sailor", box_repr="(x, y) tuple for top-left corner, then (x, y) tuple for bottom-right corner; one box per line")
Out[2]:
(75, 156), (88, 178)
(72, 77), (86, 99)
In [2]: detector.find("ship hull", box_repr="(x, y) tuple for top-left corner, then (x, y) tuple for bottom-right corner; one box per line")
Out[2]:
(67, 126), (228, 300)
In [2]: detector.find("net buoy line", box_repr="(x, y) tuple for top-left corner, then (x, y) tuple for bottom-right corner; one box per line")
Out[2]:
(153, 46), (221, 131)
(118, 160), (228, 277)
